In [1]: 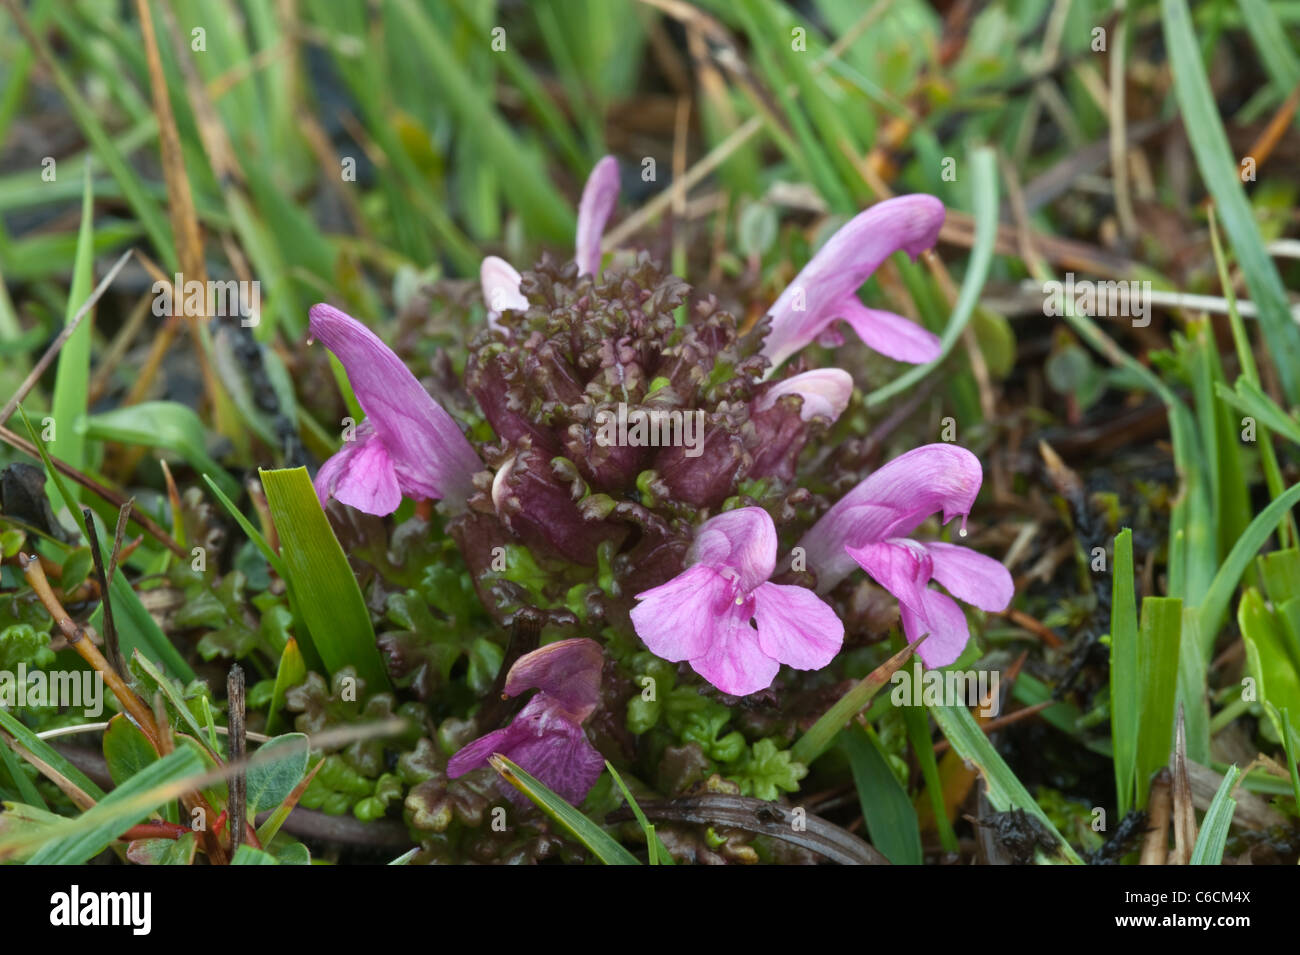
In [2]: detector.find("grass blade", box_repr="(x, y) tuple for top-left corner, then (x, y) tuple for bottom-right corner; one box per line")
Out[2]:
(259, 467), (390, 690)
(930, 702), (1082, 863)
(1135, 597), (1183, 807)
(1162, 0), (1300, 404)
(842, 724), (922, 865)
(1189, 764), (1240, 864)
(489, 755), (639, 865)
(604, 761), (673, 865)
(1110, 528), (1139, 816)
(26, 745), (205, 864)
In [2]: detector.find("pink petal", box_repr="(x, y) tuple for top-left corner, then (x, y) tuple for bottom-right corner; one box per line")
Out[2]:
(328, 430), (403, 516)
(309, 304), (481, 507)
(761, 195), (945, 371)
(752, 582), (844, 670)
(447, 696), (604, 806)
(755, 368), (854, 422)
(798, 444), (985, 592)
(504, 716), (605, 806)
(688, 601), (781, 696)
(900, 588), (972, 668)
(446, 724), (516, 779)
(837, 298), (942, 365)
(925, 542), (1014, 612)
(688, 507), (777, 593)
(631, 564), (731, 662)
(845, 537), (933, 618)
(503, 638), (604, 723)
(480, 256), (529, 325)
(574, 156), (620, 276)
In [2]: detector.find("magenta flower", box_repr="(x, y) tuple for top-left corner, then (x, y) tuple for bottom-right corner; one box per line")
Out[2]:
(760, 195), (946, 372)
(447, 638), (605, 805)
(309, 303), (481, 515)
(480, 155), (620, 325)
(630, 507), (844, 696)
(797, 444), (1013, 668)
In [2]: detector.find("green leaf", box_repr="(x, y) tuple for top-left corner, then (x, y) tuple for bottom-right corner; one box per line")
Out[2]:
(842, 724), (922, 865)
(1162, 0), (1300, 405)
(792, 639), (919, 765)
(1197, 480), (1300, 649)
(930, 702), (1082, 864)
(202, 474), (288, 580)
(102, 713), (158, 787)
(0, 707), (105, 802)
(1214, 379), (1300, 446)
(81, 401), (239, 501)
(1189, 765), (1240, 864)
(266, 637), (306, 736)
(1135, 597), (1182, 808)
(259, 467), (389, 690)
(0, 801), (65, 863)
(245, 733), (310, 816)
(1239, 589), (1300, 731)
(46, 166), (95, 510)
(231, 844), (281, 865)
(126, 832), (197, 865)
(1110, 528), (1139, 816)
(604, 761), (673, 865)
(25, 745), (205, 864)
(489, 755), (639, 865)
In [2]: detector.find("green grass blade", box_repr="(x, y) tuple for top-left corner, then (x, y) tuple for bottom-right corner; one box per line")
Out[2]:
(930, 702), (1082, 863)
(201, 474), (287, 579)
(1236, 0), (1300, 92)
(0, 707), (106, 802)
(842, 724), (922, 865)
(489, 755), (639, 865)
(259, 467), (390, 690)
(82, 401), (239, 501)
(604, 761), (673, 865)
(1162, 0), (1300, 404)
(792, 638), (919, 765)
(1189, 764), (1240, 864)
(1135, 597), (1183, 807)
(26, 745), (204, 864)
(1110, 528), (1139, 816)
(46, 166), (95, 510)
(1196, 480), (1300, 649)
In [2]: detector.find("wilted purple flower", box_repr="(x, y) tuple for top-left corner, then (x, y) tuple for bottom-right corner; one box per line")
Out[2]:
(480, 155), (620, 326)
(748, 368), (853, 482)
(447, 638), (605, 805)
(760, 195), (946, 372)
(630, 507), (843, 696)
(309, 303), (481, 515)
(797, 444), (1013, 668)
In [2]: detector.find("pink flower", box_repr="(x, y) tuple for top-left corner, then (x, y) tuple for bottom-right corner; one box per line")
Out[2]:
(630, 507), (844, 696)
(481, 156), (620, 326)
(447, 638), (605, 805)
(760, 195), (946, 372)
(309, 304), (481, 515)
(797, 444), (1013, 668)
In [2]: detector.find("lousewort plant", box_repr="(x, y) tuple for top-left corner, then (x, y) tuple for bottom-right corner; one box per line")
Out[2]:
(308, 158), (1008, 810)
